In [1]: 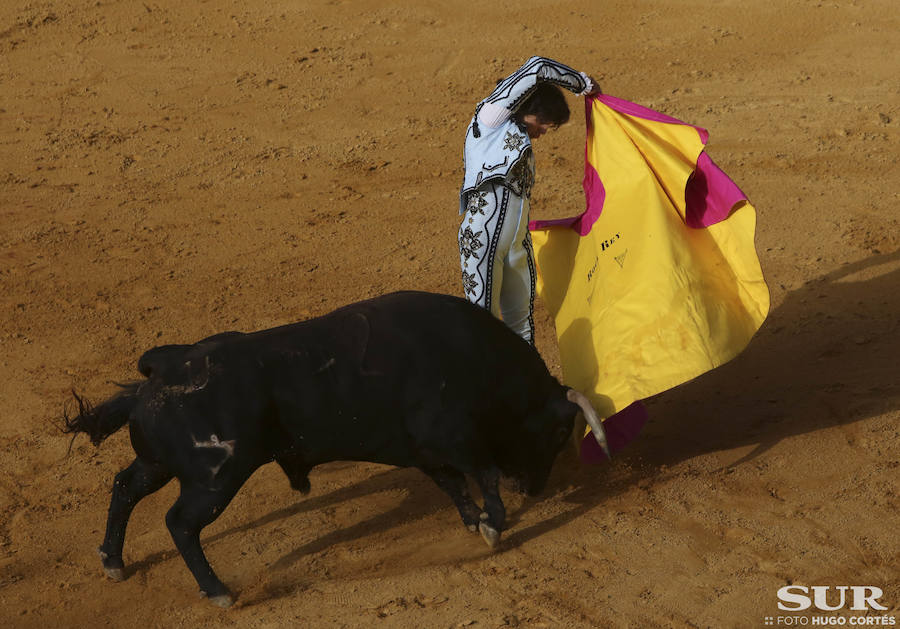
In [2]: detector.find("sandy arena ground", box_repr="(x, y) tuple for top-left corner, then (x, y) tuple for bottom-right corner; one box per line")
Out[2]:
(2, 1), (898, 627)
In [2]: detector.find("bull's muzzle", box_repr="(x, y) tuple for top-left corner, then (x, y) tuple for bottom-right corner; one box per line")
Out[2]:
(566, 389), (611, 458)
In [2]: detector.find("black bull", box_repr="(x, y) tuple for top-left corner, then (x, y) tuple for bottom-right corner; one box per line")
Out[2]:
(63, 291), (608, 607)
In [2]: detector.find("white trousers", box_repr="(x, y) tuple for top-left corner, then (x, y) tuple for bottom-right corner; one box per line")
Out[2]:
(459, 182), (536, 343)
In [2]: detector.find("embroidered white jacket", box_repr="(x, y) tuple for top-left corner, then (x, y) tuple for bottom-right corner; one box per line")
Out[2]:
(459, 56), (592, 214)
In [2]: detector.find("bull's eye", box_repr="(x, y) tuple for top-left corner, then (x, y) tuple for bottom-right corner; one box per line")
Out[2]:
(555, 426), (569, 443)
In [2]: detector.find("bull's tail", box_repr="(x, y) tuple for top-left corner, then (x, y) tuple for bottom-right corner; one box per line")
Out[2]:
(63, 382), (141, 447)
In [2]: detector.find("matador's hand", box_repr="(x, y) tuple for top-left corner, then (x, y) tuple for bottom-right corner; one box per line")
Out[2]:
(584, 76), (603, 96)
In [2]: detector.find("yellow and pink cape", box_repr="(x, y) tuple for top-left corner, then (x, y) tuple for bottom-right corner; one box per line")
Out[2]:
(529, 95), (770, 461)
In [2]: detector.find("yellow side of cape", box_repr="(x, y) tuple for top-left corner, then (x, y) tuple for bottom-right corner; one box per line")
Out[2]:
(531, 100), (769, 418)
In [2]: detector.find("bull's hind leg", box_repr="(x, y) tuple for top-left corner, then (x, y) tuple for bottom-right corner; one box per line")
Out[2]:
(165, 480), (245, 607)
(99, 457), (172, 581)
(420, 466), (482, 531)
(474, 467), (505, 549)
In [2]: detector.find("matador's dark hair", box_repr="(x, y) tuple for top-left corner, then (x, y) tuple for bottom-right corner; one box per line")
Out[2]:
(513, 83), (571, 127)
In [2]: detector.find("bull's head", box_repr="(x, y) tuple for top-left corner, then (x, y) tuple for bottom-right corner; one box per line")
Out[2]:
(509, 389), (610, 496)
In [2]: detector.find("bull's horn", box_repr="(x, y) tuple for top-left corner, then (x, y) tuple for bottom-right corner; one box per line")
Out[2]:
(566, 389), (611, 459)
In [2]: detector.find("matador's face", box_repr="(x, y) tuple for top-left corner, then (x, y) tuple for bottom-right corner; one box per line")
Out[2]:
(520, 114), (556, 140)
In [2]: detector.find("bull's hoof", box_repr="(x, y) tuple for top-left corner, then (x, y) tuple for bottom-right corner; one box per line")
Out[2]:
(97, 548), (125, 582)
(478, 521), (500, 549)
(292, 476), (311, 495)
(208, 593), (235, 608)
(201, 587), (235, 608)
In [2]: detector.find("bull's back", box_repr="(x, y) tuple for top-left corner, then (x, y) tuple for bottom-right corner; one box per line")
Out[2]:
(297, 291), (558, 421)
(256, 291), (554, 466)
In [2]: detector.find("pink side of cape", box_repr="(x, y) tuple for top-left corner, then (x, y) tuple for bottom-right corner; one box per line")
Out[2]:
(580, 401), (649, 464)
(528, 95), (749, 234)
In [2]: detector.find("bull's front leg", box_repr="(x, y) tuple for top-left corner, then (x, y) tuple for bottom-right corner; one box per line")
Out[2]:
(99, 457), (172, 581)
(419, 465), (482, 531)
(474, 467), (505, 549)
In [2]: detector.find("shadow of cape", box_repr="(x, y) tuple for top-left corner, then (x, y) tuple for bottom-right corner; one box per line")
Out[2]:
(641, 249), (900, 465)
